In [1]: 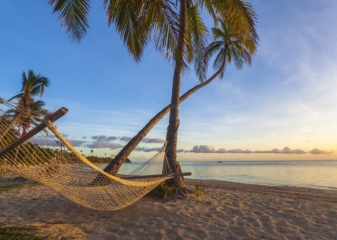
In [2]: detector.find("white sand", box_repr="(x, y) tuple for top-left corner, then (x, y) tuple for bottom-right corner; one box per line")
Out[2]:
(1, 176), (336, 239)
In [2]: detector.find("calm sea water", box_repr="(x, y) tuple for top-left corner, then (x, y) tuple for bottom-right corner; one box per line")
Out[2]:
(97, 160), (337, 190)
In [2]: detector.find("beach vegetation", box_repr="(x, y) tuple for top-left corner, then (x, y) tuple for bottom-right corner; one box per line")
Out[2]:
(193, 184), (205, 197)
(13, 176), (27, 182)
(49, 1), (258, 193)
(149, 183), (173, 200)
(0, 225), (47, 240)
(0, 184), (25, 192)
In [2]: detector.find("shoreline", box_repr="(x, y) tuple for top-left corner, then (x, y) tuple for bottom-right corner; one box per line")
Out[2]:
(186, 177), (337, 191)
(1, 175), (337, 239)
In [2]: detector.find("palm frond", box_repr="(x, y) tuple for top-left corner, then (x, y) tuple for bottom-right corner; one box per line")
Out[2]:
(206, 40), (222, 57)
(8, 93), (23, 102)
(153, 0), (180, 62)
(49, 0), (90, 42)
(104, 0), (149, 62)
(188, 4), (208, 82)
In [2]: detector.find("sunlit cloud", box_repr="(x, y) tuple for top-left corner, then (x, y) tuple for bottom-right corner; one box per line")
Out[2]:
(189, 145), (311, 154)
(220, 149), (253, 154)
(191, 145), (215, 153)
(254, 147), (306, 154)
(309, 148), (334, 155)
(141, 138), (165, 143)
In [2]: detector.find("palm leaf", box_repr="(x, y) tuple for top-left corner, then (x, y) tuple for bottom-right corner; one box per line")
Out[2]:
(188, 4), (209, 82)
(49, 0), (90, 42)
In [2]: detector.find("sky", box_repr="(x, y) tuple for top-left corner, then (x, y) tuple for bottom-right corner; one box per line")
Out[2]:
(1, 1), (337, 161)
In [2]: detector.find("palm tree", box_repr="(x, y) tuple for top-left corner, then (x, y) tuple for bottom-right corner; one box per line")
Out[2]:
(104, 19), (257, 178)
(49, 0), (258, 189)
(8, 70), (50, 135)
(6, 99), (48, 132)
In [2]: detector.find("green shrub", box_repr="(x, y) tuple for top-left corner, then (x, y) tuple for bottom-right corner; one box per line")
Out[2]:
(0, 225), (47, 240)
(0, 184), (24, 192)
(194, 185), (205, 197)
(150, 183), (173, 200)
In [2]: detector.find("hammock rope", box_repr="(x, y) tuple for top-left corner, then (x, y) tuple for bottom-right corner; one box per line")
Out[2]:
(0, 97), (190, 210)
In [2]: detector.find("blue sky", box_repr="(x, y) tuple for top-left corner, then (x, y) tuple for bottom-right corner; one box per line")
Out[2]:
(1, 1), (337, 161)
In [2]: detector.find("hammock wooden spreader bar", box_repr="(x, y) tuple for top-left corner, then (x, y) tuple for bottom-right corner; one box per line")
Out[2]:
(120, 172), (192, 180)
(0, 107), (68, 158)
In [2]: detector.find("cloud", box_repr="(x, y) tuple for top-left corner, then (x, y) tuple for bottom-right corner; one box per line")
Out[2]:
(107, 136), (118, 140)
(90, 135), (118, 141)
(309, 148), (333, 155)
(142, 138), (165, 143)
(191, 145), (215, 153)
(223, 149), (253, 154)
(254, 147), (306, 154)
(290, 149), (307, 154)
(215, 148), (227, 153)
(62, 133), (69, 138)
(82, 136), (87, 139)
(190, 145), (308, 154)
(135, 147), (162, 152)
(120, 136), (133, 142)
(85, 140), (124, 149)
(91, 135), (107, 140)
(107, 143), (124, 150)
(67, 140), (87, 147)
(254, 149), (281, 154)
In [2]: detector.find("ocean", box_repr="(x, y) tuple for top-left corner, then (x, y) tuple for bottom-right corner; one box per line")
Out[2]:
(97, 160), (337, 190)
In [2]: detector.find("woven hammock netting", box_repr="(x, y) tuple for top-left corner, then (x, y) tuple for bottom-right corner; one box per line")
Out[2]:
(0, 98), (174, 211)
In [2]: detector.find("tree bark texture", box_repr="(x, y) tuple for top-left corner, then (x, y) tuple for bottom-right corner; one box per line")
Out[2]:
(164, 0), (187, 188)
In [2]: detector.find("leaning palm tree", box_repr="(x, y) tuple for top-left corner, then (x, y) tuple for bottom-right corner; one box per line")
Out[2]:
(8, 70), (50, 135)
(49, 0), (258, 189)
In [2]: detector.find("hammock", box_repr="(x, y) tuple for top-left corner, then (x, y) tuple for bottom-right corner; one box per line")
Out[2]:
(0, 98), (191, 211)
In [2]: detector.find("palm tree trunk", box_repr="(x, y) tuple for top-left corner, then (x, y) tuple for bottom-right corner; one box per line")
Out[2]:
(163, 0), (187, 189)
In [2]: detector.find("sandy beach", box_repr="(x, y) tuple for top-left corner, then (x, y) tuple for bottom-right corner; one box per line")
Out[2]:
(1, 175), (336, 239)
